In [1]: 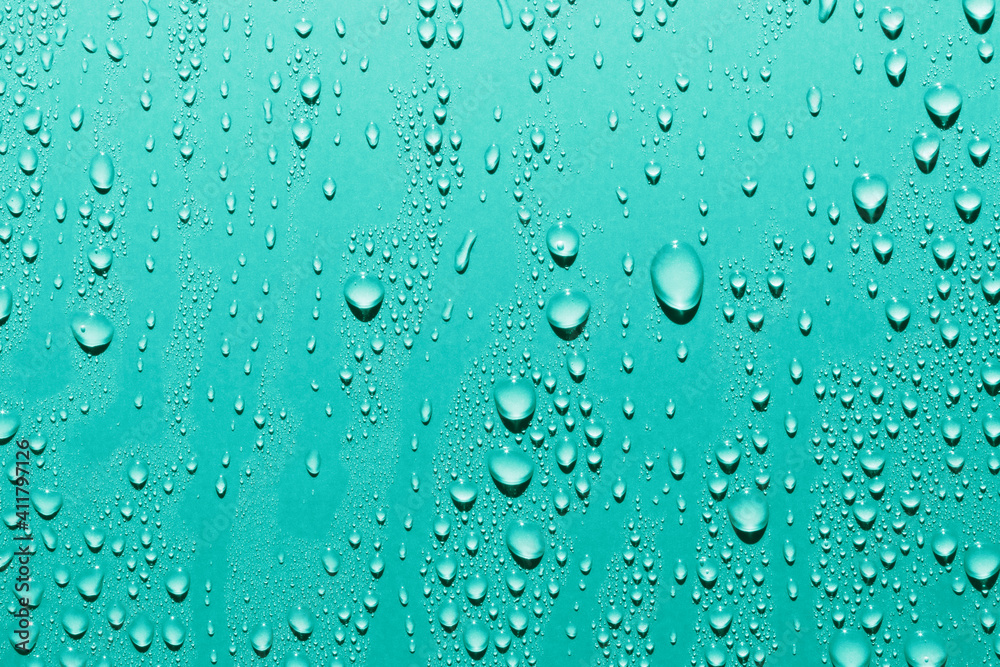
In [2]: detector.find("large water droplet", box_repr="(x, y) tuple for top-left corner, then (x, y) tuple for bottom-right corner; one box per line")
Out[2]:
(852, 174), (888, 223)
(546, 222), (580, 267)
(488, 448), (534, 497)
(650, 240), (704, 323)
(818, 0), (837, 23)
(964, 0), (996, 33)
(343, 273), (384, 321)
(89, 153), (114, 193)
(924, 83), (962, 129)
(885, 298), (911, 331)
(505, 520), (545, 568)
(128, 612), (155, 652)
(903, 630), (948, 667)
(727, 489), (769, 543)
(965, 542), (1000, 591)
(545, 289), (591, 339)
(493, 377), (536, 432)
(953, 185), (983, 222)
(71, 312), (115, 354)
(830, 630), (872, 667)
(912, 131), (941, 173)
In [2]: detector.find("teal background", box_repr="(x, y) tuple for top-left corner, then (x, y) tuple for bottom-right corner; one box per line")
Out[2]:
(1, 0), (997, 665)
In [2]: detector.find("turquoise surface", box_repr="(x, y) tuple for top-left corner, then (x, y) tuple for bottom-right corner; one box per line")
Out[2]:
(1, 1), (999, 665)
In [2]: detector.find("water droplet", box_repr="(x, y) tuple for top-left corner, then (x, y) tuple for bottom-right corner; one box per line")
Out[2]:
(924, 83), (962, 129)
(488, 448), (534, 497)
(830, 630), (872, 667)
(964, 0), (996, 33)
(546, 222), (580, 267)
(903, 630), (948, 667)
(505, 520), (545, 568)
(852, 174), (888, 223)
(727, 489), (769, 543)
(343, 273), (384, 321)
(493, 377), (536, 432)
(71, 312), (115, 354)
(89, 153), (114, 193)
(884, 49), (907, 86)
(454, 231), (477, 274)
(885, 298), (911, 331)
(878, 6), (904, 38)
(650, 241), (704, 323)
(953, 185), (982, 222)
(965, 542), (1000, 591)
(545, 289), (591, 339)
(818, 0), (838, 23)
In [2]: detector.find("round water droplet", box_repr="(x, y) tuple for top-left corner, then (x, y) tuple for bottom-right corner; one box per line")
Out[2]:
(830, 630), (872, 667)
(251, 622), (273, 656)
(546, 289), (591, 339)
(71, 312), (115, 354)
(964, 0), (996, 33)
(343, 273), (384, 321)
(165, 567), (190, 601)
(300, 75), (321, 103)
(546, 222), (580, 267)
(448, 479), (477, 511)
(493, 377), (536, 432)
(852, 174), (888, 223)
(128, 613), (155, 652)
(505, 520), (545, 569)
(727, 489), (769, 543)
(924, 83), (962, 129)
(885, 298), (910, 331)
(650, 240), (704, 323)
(953, 185), (982, 222)
(965, 543), (1000, 591)
(903, 630), (948, 667)
(488, 448), (534, 497)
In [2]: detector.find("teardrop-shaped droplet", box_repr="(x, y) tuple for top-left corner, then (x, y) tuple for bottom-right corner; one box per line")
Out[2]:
(454, 231), (477, 274)
(818, 0), (837, 23)
(871, 232), (893, 264)
(365, 122), (380, 148)
(852, 174), (888, 223)
(884, 49), (907, 86)
(924, 83), (962, 129)
(912, 131), (941, 173)
(964, 0), (996, 33)
(727, 489), (769, 543)
(484, 144), (500, 173)
(885, 298), (911, 332)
